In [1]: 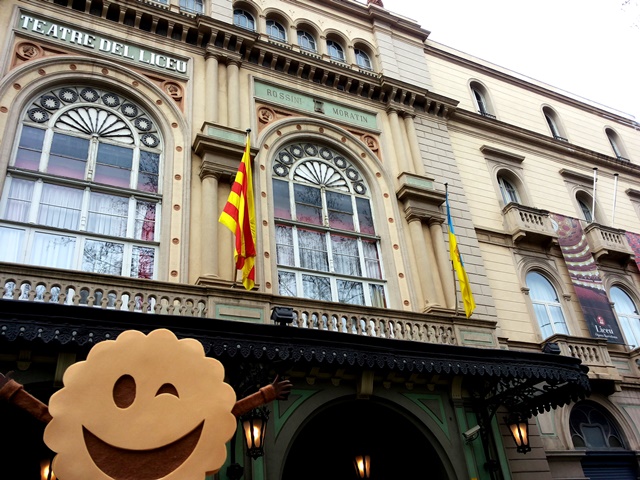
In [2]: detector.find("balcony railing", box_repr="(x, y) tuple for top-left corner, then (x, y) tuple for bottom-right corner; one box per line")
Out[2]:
(584, 223), (634, 262)
(0, 263), (499, 348)
(1, 265), (209, 316)
(502, 203), (558, 244)
(545, 334), (622, 381)
(479, 111), (496, 119)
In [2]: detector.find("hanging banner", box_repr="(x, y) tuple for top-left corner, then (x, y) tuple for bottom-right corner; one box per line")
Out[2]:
(551, 213), (624, 344)
(626, 232), (640, 272)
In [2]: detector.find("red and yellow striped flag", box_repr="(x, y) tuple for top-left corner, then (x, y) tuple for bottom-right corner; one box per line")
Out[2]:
(219, 133), (256, 290)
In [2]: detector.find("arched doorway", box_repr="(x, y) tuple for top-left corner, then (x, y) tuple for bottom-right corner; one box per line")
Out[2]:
(282, 399), (451, 480)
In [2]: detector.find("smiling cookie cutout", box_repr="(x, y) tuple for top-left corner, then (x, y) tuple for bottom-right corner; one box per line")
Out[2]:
(43, 329), (237, 480)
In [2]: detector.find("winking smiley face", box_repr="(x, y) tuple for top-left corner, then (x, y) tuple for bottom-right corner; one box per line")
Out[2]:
(43, 329), (237, 480)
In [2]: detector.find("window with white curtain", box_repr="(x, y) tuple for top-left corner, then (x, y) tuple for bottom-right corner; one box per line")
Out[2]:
(0, 86), (162, 279)
(272, 143), (386, 307)
(526, 271), (569, 338)
(611, 286), (640, 349)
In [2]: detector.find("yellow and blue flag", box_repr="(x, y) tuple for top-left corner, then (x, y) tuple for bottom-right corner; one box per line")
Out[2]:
(446, 191), (476, 317)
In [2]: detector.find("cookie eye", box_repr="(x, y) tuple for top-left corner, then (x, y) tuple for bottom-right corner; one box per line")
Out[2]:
(113, 374), (136, 408)
(156, 383), (179, 398)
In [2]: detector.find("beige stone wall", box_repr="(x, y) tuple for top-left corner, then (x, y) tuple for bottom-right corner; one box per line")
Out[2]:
(426, 44), (640, 164)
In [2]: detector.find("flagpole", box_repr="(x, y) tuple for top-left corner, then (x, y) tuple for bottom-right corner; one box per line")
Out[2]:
(445, 183), (459, 316)
(591, 167), (597, 223)
(611, 173), (619, 227)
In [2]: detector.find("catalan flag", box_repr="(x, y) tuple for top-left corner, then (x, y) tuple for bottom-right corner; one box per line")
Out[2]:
(219, 132), (256, 290)
(445, 188), (476, 318)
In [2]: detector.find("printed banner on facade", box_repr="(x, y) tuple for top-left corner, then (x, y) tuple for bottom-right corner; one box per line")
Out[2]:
(626, 232), (640, 272)
(551, 213), (624, 344)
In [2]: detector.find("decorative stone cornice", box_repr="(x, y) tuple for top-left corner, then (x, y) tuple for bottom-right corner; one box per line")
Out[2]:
(559, 168), (596, 185)
(480, 145), (525, 165)
(625, 188), (640, 201)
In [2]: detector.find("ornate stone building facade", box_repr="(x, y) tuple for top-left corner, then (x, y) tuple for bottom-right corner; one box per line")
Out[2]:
(0, 0), (637, 479)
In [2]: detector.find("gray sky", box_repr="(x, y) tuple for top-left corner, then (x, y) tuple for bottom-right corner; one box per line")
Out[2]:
(385, 0), (640, 120)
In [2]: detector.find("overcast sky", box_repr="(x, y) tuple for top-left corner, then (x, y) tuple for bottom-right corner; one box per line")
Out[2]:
(384, 0), (640, 120)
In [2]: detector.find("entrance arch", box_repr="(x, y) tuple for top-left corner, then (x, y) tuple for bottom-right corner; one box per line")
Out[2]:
(282, 399), (453, 480)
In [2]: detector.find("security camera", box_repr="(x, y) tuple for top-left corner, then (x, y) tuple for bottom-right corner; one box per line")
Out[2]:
(462, 425), (481, 442)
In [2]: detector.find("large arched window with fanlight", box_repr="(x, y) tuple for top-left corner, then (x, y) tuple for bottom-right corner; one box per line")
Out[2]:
(0, 86), (162, 279)
(271, 143), (386, 307)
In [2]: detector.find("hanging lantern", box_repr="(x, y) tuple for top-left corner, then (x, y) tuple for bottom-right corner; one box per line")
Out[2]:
(241, 407), (269, 459)
(353, 454), (371, 479)
(506, 413), (531, 454)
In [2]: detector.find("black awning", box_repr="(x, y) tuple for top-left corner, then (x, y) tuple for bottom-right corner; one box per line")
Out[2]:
(0, 299), (589, 417)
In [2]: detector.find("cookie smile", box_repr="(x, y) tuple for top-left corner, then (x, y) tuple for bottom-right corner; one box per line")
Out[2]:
(82, 421), (204, 480)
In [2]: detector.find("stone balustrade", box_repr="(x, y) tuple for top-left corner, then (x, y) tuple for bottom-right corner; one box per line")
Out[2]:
(0, 262), (498, 348)
(545, 334), (622, 381)
(583, 223), (634, 262)
(502, 203), (558, 244)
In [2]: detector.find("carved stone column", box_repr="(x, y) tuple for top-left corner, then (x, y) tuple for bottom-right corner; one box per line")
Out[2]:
(193, 129), (253, 286)
(429, 218), (455, 309)
(199, 170), (220, 277)
(407, 217), (441, 307)
(204, 51), (219, 124)
(218, 61), (228, 125)
(227, 60), (241, 129)
(403, 113), (423, 174)
(396, 173), (449, 311)
(386, 107), (409, 174)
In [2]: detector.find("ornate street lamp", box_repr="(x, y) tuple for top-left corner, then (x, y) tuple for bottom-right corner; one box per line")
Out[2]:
(241, 406), (269, 459)
(506, 413), (531, 454)
(353, 454), (371, 479)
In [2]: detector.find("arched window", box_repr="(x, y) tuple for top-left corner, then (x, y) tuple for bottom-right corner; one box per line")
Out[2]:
(233, 9), (255, 31)
(497, 175), (519, 204)
(578, 199), (593, 223)
(470, 82), (495, 119)
(606, 128), (629, 161)
(570, 402), (625, 449)
(271, 143), (386, 307)
(180, 0), (203, 13)
(543, 107), (567, 141)
(297, 30), (316, 52)
(0, 86), (162, 279)
(526, 271), (569, 338)
(611, 286), (640, 349)
(576, 191), (595, 223)
(354, 49), (372, 70)
(327, 40), (345, 62)
(266, 19), (286, 41)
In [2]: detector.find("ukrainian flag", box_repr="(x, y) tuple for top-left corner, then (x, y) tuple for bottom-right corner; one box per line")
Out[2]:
(446, 191), (476, 318)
